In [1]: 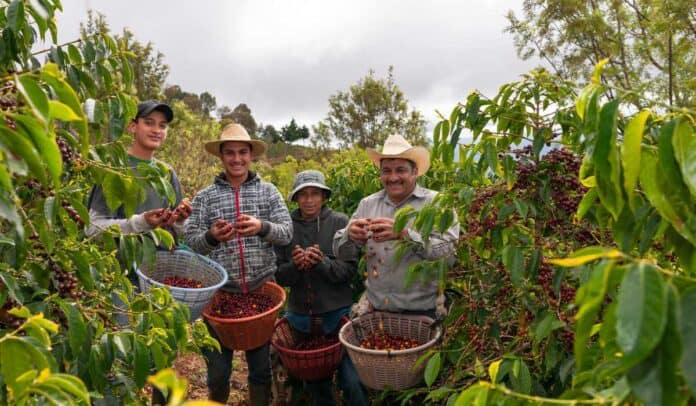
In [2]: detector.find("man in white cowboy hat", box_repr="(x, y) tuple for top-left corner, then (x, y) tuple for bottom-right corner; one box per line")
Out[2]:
(333, 134), (459, 318)
(184, 123), (292, 405)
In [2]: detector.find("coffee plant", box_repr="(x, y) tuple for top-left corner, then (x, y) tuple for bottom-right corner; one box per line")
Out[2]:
(0, 2), (217, 404)
(388, 66), (696, 404)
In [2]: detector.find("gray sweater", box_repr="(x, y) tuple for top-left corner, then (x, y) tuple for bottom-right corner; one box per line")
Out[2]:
(275, 206), (356, 314)
(184, 172), (292, 293)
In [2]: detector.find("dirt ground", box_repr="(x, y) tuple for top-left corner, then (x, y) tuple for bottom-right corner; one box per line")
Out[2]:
(173, 352), (250, 405)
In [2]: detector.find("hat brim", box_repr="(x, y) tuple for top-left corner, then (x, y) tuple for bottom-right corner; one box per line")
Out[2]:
(138, 103), (174, 122)
(367, 146), (430, 176)
(204, 139), (268, 158)
(289, 183), (332, 201)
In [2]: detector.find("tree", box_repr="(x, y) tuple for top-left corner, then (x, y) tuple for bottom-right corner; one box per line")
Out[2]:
(505, 0), (696, 107)
(80, 11), (169, 101)
(313, 66), (427, 149)
(280, 118), (310, 143)
(219, 103), (258, 135)
(258, 123), (281, 144)
(200, 91), (217, 117)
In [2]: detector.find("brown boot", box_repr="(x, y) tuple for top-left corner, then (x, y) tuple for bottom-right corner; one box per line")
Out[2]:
(248, 383), (271, 406)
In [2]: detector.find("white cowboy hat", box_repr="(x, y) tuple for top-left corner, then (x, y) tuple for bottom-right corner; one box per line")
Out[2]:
(204, 123), (268, 158)
(367, 134), (430, 176)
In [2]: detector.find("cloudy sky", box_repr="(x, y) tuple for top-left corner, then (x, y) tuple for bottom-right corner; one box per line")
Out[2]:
(55, 0), (542, 132)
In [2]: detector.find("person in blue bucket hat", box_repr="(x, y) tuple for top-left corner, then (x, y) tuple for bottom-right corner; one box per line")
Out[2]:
(275, 170), (368, 406)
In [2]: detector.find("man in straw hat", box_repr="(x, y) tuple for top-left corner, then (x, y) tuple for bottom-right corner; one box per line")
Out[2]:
(333, 134), (459, 318)
(275, 170), (368, 406)
(184, 123), (292, 404)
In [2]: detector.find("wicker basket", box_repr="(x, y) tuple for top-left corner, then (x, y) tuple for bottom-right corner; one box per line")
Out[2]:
(203, 281), (286, 350)
(271, 316), (347, 381)
(339, 312), (441, 390)
(135, 250), (228, 321)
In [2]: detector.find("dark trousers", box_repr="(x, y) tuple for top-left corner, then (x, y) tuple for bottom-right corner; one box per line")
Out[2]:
(203, 321), (272, 402)
(306, 354), (369, 406)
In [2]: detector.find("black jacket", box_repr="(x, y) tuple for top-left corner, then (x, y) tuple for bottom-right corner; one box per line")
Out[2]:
(275, 206), (356, 314)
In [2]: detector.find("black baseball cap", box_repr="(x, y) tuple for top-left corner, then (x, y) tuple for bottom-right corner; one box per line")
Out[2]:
(135, 100), (174, 122)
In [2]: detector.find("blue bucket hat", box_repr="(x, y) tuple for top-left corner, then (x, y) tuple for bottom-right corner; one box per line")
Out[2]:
(289, 170), (332, 201)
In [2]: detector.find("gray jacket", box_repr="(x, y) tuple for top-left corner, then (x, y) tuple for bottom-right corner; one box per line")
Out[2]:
(275, 206), (356, 314)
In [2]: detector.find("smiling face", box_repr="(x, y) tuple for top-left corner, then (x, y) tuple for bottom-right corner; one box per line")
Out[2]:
(128, 110), (168, 159)
(379, 158), (418, 205)
(295, 186), (326, 219)
(220, 141), (253, 185)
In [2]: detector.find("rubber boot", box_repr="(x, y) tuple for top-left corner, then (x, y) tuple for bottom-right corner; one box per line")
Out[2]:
(248, 383), (272, 406)
(209, 386), (230, 403)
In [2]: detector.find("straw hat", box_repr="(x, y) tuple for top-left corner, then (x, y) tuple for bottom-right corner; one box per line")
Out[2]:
(204, 123), (268, 157)
(367, 134), (430, 176)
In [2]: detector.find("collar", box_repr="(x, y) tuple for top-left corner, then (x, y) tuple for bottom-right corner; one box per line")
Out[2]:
(379, 184), (427, 206)
(214, 170), (258, 187)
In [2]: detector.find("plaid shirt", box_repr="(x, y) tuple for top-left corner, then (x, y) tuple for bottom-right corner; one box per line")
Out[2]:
(184, 172), (292, 292)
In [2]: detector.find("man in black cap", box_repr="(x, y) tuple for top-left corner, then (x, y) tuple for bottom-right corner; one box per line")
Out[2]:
(87, 100), (191, 242)
(87, 101), (191, 405)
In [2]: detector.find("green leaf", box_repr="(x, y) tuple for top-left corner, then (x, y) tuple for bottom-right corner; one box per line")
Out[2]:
(38, 373), (90, 404)
(12, 114), (62, 187)
(66, 44), (82, 64)
(593, 100), (624, 220)
(679, 287), (696, 394)
(672, 119), (696, 200)
(133, 337), (149, 388)
(43, 196), (56, 228)
(627, 285), (681, 406)
(0, 336), (50, 393)
(67, 305), (88, 356)
(575, 261), (614, 371)
(437, 209), (454, 234)
(616, 263), (667, 364)
(502, 245), (524, 286)
(16, 74), (49, 123)
(621, 110), (650, 211)
(424, 352), (441, 387)
(6, 0), (25, 33)
(576, 188), (598, 220)
(533, 312), (565, 344)
(640, 149), (696, 246)
(575, 83), (599, 120)
(150, 228), (175, 250)
(48, 100), (81, 121)
(0, 125), (47, 185)
(102, 173), (125, 213)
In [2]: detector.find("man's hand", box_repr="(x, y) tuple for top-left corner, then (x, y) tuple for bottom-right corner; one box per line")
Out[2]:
(210, 219), (236, 242)
(292, 245), (308, 270)
(368, 217), (406, 242)
(174, 199), (193, 221)
(305, 244), (324, 267)
(236, 214), (262, 237)
(348, 218), (371, 244)
(144, 208), (173, 227)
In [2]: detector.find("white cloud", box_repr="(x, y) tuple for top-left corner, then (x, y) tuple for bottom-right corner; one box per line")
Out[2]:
(55, 0), (542, 130)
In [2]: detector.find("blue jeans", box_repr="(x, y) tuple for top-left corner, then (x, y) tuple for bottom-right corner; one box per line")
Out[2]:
(202, 320), (271, 402)
(306, 354), (368, 406)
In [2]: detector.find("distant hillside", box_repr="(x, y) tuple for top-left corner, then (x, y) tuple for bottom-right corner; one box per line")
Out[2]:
(264, 142), (323, 164)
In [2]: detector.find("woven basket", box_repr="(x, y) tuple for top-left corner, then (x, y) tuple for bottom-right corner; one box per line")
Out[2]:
(135, 250), (228, 321)
(339, 312), (441, 390)
(271, 316), (347, 381)
(203, 281), (286, 351)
